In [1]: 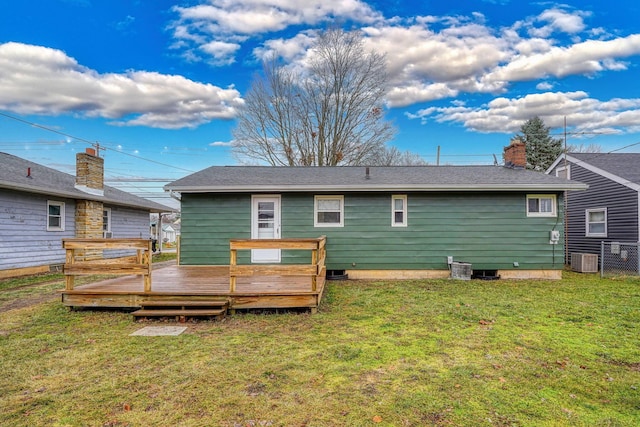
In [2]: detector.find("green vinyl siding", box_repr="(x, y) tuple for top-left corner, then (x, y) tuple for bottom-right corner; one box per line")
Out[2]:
(179, 193), (251, 265)
(180, 191), (565, 270)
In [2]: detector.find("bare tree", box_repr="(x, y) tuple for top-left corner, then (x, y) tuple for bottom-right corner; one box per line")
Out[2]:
(232, 28), (397, 166)
(566, 142), (602, 153)
(362, 146), (428, 166)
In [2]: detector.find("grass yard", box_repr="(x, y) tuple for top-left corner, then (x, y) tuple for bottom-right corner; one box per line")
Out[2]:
(0, 271), (638, 426)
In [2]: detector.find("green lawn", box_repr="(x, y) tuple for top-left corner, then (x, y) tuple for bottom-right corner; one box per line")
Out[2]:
(0, 272), (638, 426)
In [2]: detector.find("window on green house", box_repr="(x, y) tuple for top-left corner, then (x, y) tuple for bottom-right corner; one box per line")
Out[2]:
(526, 194), (557, 217)
(314, 195), (344, 227)
(392, 195), (407, 227)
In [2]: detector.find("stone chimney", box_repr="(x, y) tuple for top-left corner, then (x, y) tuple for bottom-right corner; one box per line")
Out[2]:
(503, 137), (526, 169)
(75, 148), (105, 258)
(75, 148), (104, 196)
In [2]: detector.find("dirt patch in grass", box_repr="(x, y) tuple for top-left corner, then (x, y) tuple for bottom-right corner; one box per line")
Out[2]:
(0, 290), (59, 312)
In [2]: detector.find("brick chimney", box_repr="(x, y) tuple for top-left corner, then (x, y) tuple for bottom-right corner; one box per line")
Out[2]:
(75, 148), (105, 257)
(75, 148), (104, 196)
(503, 137), (526, 169)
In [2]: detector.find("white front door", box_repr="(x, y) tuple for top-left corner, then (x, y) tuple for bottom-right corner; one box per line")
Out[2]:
(251, 195), (281, 263)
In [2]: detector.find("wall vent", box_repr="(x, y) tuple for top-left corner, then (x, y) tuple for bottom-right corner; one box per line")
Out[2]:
(571, 253), (598, 273)
(103, 231), (113, 238)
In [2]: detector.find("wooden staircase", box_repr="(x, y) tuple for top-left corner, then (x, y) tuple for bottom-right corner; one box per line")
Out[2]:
(132, 299), (229, 321)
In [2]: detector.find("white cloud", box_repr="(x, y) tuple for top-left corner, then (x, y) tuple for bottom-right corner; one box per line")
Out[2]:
(407, 91), (640, 135)
(114, 15), (136, 32)
(363, 22), (511, 107)
(200, 40), (242, 65)
(484, 34), (640, 83)
(209, 140), (233, 146)
(171, 0), (383, 64)
(174, 0), (382, 34)
(536, 81), (554, 90)
(168, 3), (640, 117)
(0, 42), (244, 129)
(253, 31), (316, 62)
(365, 9), (640, 108)
(530, 8), (588, 37)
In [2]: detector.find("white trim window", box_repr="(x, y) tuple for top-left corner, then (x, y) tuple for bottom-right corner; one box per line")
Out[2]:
(47, 201), (65, 231)
(314, 195), (344, 227)
(586, 208), (607, 237)
(556, 165), (570, 179)
(103, 208), (112, 237)
(526, 194), (557, 217)
(391, 195), (407, 227)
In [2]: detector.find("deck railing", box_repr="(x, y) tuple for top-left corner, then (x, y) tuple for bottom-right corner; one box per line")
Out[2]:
(62, 238), (152, 292)
(229, 236), (326, 293)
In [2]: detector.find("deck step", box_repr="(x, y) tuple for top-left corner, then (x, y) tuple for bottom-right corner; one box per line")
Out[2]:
(132, 299), (230, 320)
(139, 300), (229, 308)
(132, 308), (226, 317)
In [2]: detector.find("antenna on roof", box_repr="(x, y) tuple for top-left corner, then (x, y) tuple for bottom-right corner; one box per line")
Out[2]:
(493, 154), (498, 166)
(91, 142), (106, 158)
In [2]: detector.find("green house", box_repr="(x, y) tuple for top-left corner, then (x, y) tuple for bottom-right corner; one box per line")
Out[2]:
(165, 160), (587, 280)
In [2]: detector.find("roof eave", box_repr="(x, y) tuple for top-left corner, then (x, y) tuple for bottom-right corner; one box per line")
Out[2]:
(166, 183), (589, 193)
(0, 181), (172, 213)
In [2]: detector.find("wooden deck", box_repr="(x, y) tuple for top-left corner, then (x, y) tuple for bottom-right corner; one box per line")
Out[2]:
(61, 265), (326, 312)
(60, 237), (327, 314)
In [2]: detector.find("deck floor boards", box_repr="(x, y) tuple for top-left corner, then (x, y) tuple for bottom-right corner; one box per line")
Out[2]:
(61, 264), (325, 311)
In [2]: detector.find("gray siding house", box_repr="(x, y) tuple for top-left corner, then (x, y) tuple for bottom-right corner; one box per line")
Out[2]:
(547, 153), (640, 262)
(0, 150), (173, 278)
(166, 143), (587, 280)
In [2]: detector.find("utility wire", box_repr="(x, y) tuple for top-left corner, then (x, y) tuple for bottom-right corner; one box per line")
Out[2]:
(0, 111), (196, 173)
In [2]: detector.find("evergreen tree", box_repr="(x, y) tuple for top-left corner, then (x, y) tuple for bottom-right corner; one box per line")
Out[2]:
(516, 116), (563, 171)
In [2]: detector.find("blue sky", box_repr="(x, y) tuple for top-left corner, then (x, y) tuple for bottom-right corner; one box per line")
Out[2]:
(1, 1), (640, 207)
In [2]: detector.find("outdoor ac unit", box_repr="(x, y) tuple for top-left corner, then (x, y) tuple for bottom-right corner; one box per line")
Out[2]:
(571, 253), (598, 273)
(103, 231), (113, 238)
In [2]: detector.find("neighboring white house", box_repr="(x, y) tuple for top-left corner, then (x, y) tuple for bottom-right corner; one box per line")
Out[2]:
(162, 224), (177, 243)
(0, 150), (174, 278)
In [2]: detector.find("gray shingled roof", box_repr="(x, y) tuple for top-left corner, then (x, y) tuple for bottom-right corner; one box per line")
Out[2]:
(568, 153), (640, 185)
(165, 165), (588, 193)
(0, 152), (174, 212)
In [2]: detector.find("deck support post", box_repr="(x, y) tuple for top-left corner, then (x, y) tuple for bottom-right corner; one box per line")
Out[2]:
(143, 241), (152, 292)
(311, 247), (318, 292)
(65, 249), (75, 290)
(229, 248), (237, 293)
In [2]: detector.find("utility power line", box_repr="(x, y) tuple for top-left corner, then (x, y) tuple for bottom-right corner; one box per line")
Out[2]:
(0, 111), (196, 173)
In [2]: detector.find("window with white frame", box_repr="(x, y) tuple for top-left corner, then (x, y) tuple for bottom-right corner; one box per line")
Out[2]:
(314, 195), (344, 227)
(556, 165), (570, 179)
(391, 195), (407, 227)
(586, 208), (607, 237)
(526, 194), (557, 217)
(47, 201), (65, 231)
(103, 208), (112, 237)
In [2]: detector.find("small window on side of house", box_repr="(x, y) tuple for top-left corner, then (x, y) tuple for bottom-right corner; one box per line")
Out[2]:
(47, 201), (65, 231)
(556, 165), (570, 179)
(586, 208), (607, 237)
(103, 208), (112, 237)
(314, 195), (344, 227)
(526, 194), (557, 217)
(392, 195), (407, 227)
